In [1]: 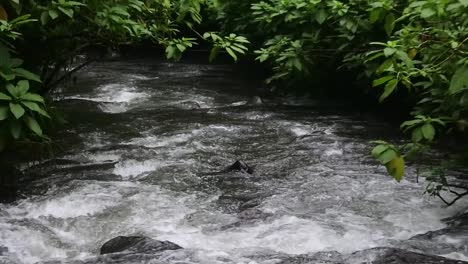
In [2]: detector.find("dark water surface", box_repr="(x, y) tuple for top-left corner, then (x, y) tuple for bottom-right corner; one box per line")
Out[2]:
(0, 59), (467, 263)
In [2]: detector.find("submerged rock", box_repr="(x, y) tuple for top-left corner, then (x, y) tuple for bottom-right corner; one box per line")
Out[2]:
(0, 246), (8, 256)
(100, 236), (182, 255)
(224, 160), (253, 174)
(177, 100), (202, 110)
(248, 96), (264, 106)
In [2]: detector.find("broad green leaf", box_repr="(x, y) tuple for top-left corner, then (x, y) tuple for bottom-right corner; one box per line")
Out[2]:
(371, 144), (388, 157)
(10, 58), (23, 68)
(0, 106), (9, 120)
(24, 115), (42, 136)
(13, 68), (41, 82)
(383, 48), (395, 57)
(400, 119), (422, 129)
(6, 83), (19, 97)
(21, 93), (45, 103)
(420, 8), (435, 18)
(379, 149), (398, 164)
(379, 78), (398, 102)
(411, 127), (423, 142)
(49, 9), (59, 19)
(369, 9), (381, 24)
(449, 66), (468, 94)
(40, 11), (49, 25)
(57, 7), (73, 18)
(230, 45), (246, 54)
(0, 92), (12, 101)
(384, 13), (395, 36)
(315, 9), (328, 24)
(421, 123), (435, 141)
(21, 101), (50, 118)
(16, 80), (29, 95)
(9, 103), (25, 119)
(225, 47), (237, 61)
(176, 44), (186, 52)
(166, 46), (176, 59)
(385, 156), (405, 182)
(373, 76), (394, 87)
(9, 120), (21, 139)
(209, 47), (220, 62)
(377, 59), (393, 73)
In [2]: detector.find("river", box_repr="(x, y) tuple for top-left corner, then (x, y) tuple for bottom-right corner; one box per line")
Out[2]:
(0, 59), (467, 263)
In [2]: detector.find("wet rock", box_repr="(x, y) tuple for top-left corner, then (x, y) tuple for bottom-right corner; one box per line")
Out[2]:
(238, 198), (263, 211)
(248, 96), (264, 106)
(100, 236), (182, 255)
(402, 210), (468, 257)
(177, 101), (201, 110)
(238, 208), (273, 220)
(224, 160), (253, 174)
(278, 251), (344, 264)
(347, 247), (467, 264)
(0, 246), (7, 256)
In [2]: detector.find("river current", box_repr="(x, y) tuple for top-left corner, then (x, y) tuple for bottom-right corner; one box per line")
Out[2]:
(0, 59), (467, 263)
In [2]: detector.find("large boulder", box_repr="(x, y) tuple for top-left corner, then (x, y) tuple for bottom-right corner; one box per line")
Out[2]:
(100, 236), (182, 255)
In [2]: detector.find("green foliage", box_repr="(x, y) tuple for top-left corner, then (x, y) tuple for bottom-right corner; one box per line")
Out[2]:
(0, 0), (250, 153)
(203, 32), (249, 62)
(371, 141), (405, 182)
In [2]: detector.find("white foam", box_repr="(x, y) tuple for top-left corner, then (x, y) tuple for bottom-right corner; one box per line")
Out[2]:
(113, 159), (163, 179)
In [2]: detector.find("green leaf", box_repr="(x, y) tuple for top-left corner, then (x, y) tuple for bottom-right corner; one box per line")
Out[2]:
(384, 13), (395, 36)
(379, 149), (398, 164)
(40, 11), (49, 25)
(9, 119), (21, 139)
(16, 80), (29, 96)
(401, 119), (422, 129)
(0, 106), (9, 120)
(449, 66), (468, 94)
(6, 84), (20, 97)
(383, 48), (396, 57)
(385, 156), (405, 182)
(209, 47), (220, 62)
(24, 115), (42, 136)
(371, 144), (388, 158)
(369, 9), (382, 24)
(165, 46), (176, 60)
(315, 9), (328, 24)
(9, 103), (25, 119)
(420, 8), (435, 18)
(21, 93), (45, 103)
(21, 101), (50, 118)
(225, 47), (238, 61)
(377, 59), (394, 73)
(13, 68), (41, 82)
(176, 44), (186, 52)
(0, 92), (12, 101)
(49, 9), (59, 19)
(57, 7), (73, 18)
(411, 127), (423, 142)
(373, 76), (394, 87)
(379, 78), (398, 102)
(421, 123), (435, 141)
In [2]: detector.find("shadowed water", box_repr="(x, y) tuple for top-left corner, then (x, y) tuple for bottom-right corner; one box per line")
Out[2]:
(0, 59), (467, 263)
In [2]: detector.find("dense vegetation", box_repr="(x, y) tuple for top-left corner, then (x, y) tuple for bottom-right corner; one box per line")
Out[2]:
(1, 0), (467, 204)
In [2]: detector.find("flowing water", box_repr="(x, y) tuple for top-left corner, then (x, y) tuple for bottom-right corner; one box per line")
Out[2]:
(1, 59), (468, 264)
